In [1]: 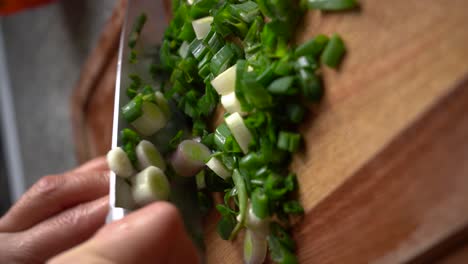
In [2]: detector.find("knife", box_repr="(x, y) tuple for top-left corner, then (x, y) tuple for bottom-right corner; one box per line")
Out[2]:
(107, 0), (205, 259)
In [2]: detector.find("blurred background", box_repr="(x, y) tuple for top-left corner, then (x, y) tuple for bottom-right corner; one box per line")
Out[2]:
(0, 0), (115, 214)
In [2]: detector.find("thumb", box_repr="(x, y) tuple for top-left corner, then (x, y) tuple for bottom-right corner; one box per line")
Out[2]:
(48, 202), (200, 264)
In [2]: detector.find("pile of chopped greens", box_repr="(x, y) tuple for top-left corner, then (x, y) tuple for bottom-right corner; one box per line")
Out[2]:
(109, 0), (357, 263)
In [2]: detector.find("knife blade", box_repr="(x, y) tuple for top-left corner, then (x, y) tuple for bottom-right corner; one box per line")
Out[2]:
(107, 0), (205, 259)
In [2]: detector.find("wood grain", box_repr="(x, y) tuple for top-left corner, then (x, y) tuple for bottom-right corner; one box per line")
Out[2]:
(294, 79), (468, 263)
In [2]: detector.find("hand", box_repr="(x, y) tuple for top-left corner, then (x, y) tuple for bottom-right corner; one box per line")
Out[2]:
(0, 157), (199, 264)
(0, 157), (110, 263)
(48, 202), (200, 264)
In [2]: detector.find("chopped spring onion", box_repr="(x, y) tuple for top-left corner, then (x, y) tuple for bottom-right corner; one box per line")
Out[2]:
(221, 92), (244, 115)
(304, 0), (359, 11)
(211, 65), (237, 95)
(128, 13), (147, 49)
(251, 188), (270, 219)
(321, 34), (346, 68)
(121, 128), (141, 166)
(171, 140), (212, 177)
(154, 91), (171, 119)
(178, 41), (190, 58)
(277, 131), (301, 153)
(122, 94), (143, 123)
(195, 170), (206, 190)
(225, 112), (253, 154)
(244, 204), (270, 236)
(132, 166), (171, 206)
(229, 169), (248, 240)
(267, 76), (298, 95)
(206, 157), (231, 180)
(244, 229), (268, 264)
(107, 147), (136, 178)
(210, 44), (237, 76)
(267, 235), (298, 264)
(295, 34), (329, 58)
(131, 102), (167, 136)
(286, 104), (306, 124)
(298, 70), (323, 102)
(136, 140), (166, 171)
(192, 16), (214, 40)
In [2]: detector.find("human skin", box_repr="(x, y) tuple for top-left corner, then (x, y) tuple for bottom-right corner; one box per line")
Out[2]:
(0, 157), (198, 264)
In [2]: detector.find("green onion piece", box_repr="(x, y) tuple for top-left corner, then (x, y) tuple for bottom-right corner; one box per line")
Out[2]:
(121, 128), (141, 145)
(214, 123), (232, 150)
(252, 188), (270, 219)
(198, 50), (213, 69)
(122, 94), (143, 123)
(132, 166), (171, 206)
(205, 31), (224, 53)
(267, 76), (298, 95)
(129, 50), (137, 64)
(283, 200), (305, 214)
(189, 39), (209, 61)
(212, 3), (249, 38)
(277, 131), (301, 153)
(128, 13), (147, 49)
(267, 235), (298, 264)
(198, 63), (212, 79)
(274, 55), (293, 76)
(270, 223), (296, 251)
(178, 21), (196, 41)
(294, 55), (318, 71)
(264, 173), (289, 200)
(239, 153), (264, 172)
(229, 169), (248, 240)
(216, 204), (237, 240)
(201, 133), (215, 148)
(295, 34), (329, 58)
(196, 170), (206, 190)
(304, 0), (358, 11)
(235, 60), (253, 112)
(230, 1), (260, 23)
(261, 21), (291, 57)
(321, 34), (346, 68)
(197, 82), (218, 116)
(241, 72), (273, 109)
(244, 16), (264, 59)
(286, 104), (306, 124)
(298, 70), (324, 102)
(210, 45), (235, 76)
(256, 0), (274, 18)
(169, 130), (184, 149)
(120, 129), (140, 166)
(256, 62), (278, 87)
(190, 0), (217, 19)
(127, 74), (142, 99)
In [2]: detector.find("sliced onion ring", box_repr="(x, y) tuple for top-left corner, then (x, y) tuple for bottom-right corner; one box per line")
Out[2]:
(171, 140), (211, 177)
(244, 229), (268, 264)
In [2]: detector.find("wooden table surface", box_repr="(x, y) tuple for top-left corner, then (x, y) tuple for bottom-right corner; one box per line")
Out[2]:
(71, 0), (468, 263)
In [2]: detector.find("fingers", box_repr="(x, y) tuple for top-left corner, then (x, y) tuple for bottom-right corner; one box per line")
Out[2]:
(49, 202), (199, 264)
(12, 197), (109, 263)
(0, 170), (109, 232)
(71, 157), (108, 174)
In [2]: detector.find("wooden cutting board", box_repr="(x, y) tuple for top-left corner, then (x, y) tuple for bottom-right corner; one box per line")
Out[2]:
(71, 0), (468, 263)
